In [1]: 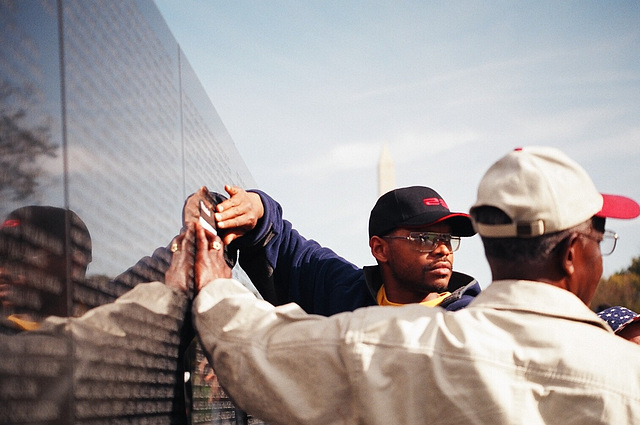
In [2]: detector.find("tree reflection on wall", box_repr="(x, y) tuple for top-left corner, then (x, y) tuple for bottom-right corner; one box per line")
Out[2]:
(0, 80), (58, 203)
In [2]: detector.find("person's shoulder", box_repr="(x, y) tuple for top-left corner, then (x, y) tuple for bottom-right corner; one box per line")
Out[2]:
(448, 271), (479, 290)
(346, 301), (443, 330)
(441, 272), (482, 310)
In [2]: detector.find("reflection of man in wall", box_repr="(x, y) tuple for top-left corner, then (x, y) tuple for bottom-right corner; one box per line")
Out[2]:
(0, 221), (192, 423)
(0, 206), (92, 333)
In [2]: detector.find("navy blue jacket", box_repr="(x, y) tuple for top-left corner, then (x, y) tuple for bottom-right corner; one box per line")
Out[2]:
(233, 190), (481, 316)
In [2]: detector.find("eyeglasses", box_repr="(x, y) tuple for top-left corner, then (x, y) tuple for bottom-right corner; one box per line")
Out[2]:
(576, 229), (618, 256)
(383, 232), (461, 253)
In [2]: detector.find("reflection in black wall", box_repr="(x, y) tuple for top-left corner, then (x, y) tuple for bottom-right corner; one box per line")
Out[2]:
(0, 1), (261, 424)
(0, 81), (59, 203)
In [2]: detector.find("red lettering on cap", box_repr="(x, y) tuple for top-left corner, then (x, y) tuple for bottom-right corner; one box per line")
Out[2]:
(423, 198), (449, 209)
(1, 219), (20, 228)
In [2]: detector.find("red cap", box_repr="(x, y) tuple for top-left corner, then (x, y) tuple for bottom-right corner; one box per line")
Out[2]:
(597, 194), (640, 219)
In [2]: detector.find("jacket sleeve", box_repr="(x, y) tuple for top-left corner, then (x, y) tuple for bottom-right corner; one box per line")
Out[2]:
(439, 273), (483, 311)
(236, 190), (369, 316)
(2, 283), (191, 422)
(109, 246), (173, 296)
(193, 278), (356, 424)
(41, 282), (188, 335)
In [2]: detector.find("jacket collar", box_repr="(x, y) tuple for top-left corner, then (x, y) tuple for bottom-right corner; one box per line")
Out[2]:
(362, 265), (479, 302)
(471, 279), (611, 332)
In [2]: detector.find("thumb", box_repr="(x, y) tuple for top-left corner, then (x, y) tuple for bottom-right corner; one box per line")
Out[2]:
(222, 231), (240, 245)
(224, 184), (240, 197)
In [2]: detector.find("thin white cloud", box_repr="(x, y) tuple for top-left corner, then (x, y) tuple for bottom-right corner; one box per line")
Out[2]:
(154, 0), (640, 279)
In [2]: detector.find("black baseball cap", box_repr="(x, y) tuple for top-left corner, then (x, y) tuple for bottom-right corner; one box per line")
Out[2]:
(368, 186), (475, 238)
(1, 205), (92, 264)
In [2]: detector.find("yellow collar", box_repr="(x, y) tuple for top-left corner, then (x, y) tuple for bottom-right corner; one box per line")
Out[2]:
(7, 314), (41, 331)
(377, 285), (451, 307)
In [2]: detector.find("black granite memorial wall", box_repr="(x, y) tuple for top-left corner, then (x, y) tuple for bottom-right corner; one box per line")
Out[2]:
(0, 1), (264, 424)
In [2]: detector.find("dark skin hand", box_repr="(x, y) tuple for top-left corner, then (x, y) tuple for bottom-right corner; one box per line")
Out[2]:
(195, 222), (232, 292)
(182, 185), (264, 246)
(182, 187), (208, 233)
(618, 322), (640, 346)
(165, 222), (232, 294)
(164, 223), (196, 294)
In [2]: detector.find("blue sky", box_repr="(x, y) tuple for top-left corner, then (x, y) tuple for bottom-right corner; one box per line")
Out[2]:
(154, 1), (640, 287)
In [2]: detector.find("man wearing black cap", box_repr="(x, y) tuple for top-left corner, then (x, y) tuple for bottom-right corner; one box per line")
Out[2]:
(0, 206), (92, 333)
(366, 186), (477, 309)
(182, 184), (480, 314)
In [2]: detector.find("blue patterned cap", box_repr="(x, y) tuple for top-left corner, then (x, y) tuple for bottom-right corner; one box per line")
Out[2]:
(597, 306), (640, 333)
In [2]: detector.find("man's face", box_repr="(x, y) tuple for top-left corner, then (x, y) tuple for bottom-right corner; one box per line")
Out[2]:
(385, 222), (455, 296)
(572, 225), (604, 305)
(0, 238), (68, 319)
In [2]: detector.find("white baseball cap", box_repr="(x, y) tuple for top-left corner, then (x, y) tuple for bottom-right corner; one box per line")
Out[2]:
(471, 146), (640, 238)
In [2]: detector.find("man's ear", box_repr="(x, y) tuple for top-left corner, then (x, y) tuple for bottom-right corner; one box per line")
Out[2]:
(559, 234), (580, 278)
(369, 236), (390, 263)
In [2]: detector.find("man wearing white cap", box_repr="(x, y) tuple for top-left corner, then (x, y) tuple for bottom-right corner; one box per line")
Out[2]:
(470, 146), (640, 306)
(187, 146), (640, 424)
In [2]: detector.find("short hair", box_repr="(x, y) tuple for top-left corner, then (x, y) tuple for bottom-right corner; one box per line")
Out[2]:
(470, 206), (597, 263)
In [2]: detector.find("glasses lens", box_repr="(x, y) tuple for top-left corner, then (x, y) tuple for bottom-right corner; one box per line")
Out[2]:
(450, 236), (461, 252)
(600, 230), (617, 256)
(410, 233), (460, 253)
(410, 233), (435, 252)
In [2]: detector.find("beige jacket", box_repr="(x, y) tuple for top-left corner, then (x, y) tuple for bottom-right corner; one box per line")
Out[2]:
(194, 278), (640, 425)
(2, 282), (189, 423)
